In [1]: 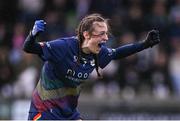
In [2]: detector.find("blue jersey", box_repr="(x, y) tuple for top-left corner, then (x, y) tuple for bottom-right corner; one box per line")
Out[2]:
(28, 35), (146, 120)
(29, 36), (116, 119)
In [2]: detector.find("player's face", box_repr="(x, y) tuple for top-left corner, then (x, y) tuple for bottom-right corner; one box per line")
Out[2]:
(82, 22), (108, 54)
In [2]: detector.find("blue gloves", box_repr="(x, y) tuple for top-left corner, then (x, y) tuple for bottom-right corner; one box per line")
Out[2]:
(31, 20), (46, 36)
(143, 30), (160, 48)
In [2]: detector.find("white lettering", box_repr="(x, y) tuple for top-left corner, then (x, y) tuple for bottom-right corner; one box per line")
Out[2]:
(84, 73), (88, 78)
(66, 69), (89, 79)
(67, 69), (72, 75)
(78, 73), (83, 78)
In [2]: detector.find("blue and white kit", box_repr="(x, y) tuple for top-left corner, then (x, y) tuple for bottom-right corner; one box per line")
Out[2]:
(24, 36), (146, 120)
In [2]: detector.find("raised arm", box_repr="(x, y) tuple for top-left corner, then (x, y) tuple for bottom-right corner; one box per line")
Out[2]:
(23, 20), (46, 55)
(112, 30), (160, 59)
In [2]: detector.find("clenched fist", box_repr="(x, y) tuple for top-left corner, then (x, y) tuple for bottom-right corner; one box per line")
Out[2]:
(143, 30), (160, 48)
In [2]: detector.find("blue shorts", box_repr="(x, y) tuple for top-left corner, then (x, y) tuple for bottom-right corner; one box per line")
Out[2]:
(28, 102), (81, 120)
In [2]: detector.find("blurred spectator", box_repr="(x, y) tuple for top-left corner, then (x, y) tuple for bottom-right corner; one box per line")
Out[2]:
(0, 0), (18, 23)
(12, 52), (40, 99)
(169, 45), (180, 96)
(76, 0), (91, 20)
(0, 23), (6, 46)
(9, 22), (25, 68)
(13, 66), (38, 99)
(91, 60), (119, 98)
(0, 47), (14, 88)
(145, 0), (169, 43)
(18, 0), (44, 23)
(110, 10), (126, 37)
(51, 0), (67, 11)
(168, 0), (180, 96)
(151, 47), (172, 98)
(89, 0), (121, 17)
(12, 22), (25, 50)
(116, 31), (140, 95)
(43, 10), (65, 40)
(168, 0), (180, 45)
(135, 31), (159, 94)
(125, 1), (146, 35)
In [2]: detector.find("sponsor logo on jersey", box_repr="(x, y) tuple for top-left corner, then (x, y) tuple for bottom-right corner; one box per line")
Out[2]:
(90, 59), (95, 66)
(67, 69), (89, 79)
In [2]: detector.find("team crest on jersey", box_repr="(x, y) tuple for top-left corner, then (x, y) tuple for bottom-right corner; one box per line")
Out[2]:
(90, 59), (95, 66)
(81, 58), (87, 67)
(73, 56), (95, 67)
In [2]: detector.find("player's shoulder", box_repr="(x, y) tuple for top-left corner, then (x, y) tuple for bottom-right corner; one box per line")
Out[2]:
(47, 36), (78, 47)
(98, 44), (115, 57)
(52, 36), (77, 45)
(62, 36), (78, 45)
(99, 44), (108, 54)
(60, 36), (79, 50)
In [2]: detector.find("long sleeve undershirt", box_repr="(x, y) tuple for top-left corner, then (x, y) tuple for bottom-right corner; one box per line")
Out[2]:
(23, 32), (43, 55)
(112, 42), (146, 60)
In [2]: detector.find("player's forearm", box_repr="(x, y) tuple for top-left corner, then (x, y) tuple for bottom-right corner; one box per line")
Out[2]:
(113, 41), (146, 59)
(23, 32), (43, 55)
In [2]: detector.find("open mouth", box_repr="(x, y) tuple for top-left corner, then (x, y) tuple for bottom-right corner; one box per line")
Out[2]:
(98, 41), (106, 47)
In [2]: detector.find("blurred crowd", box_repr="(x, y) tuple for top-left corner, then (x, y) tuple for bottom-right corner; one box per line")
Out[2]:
(0, 0), (180, 100)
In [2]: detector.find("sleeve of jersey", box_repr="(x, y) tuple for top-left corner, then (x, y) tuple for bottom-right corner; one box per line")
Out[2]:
(98, 46), (115, 69)
(39, 39), (68, 63)
(112, 42), (146, 60)
(98, 42), (146, 68)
